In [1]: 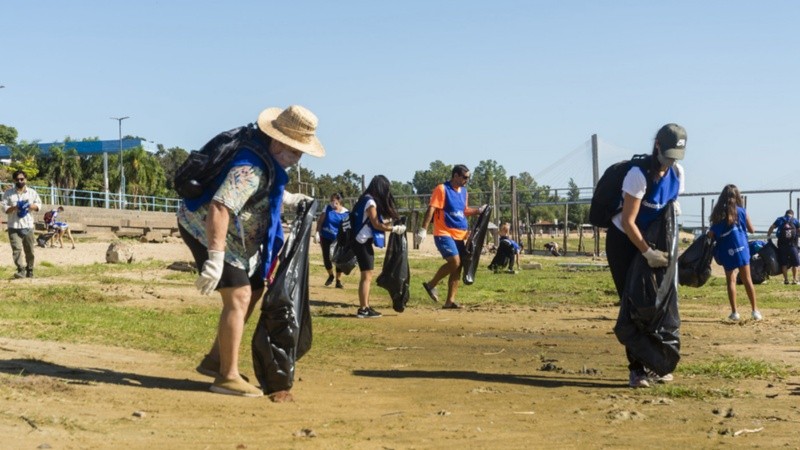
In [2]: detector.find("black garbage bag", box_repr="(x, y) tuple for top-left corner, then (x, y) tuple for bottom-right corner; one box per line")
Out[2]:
(614, 202), (681, 376)
(331, 241), (357, 275)
(332, 213), (358, 275)
(462, 206), (493, 285)
(738, 253), (767, 285)
(377, 217), (410, 312)
(488, 238), (516, 271)
(252, 199), (316, 394)
(759, 239), (781, 276)
(678, 234), (715, 287)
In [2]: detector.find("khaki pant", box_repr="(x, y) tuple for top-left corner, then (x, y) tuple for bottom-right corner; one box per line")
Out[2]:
(8, 228), (35, 272)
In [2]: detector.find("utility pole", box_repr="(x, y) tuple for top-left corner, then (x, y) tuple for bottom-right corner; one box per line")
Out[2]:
(110, 116), (129, 209)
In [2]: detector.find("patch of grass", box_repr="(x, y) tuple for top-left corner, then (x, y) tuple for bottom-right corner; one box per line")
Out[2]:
(0, 292), (218, 358)
(648, 384), (735, 400)
(678, 356), (787, 379)
(311, 317), (383, 353)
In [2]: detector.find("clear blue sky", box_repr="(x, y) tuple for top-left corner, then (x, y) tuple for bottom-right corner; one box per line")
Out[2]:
(2, 1), (799, 229)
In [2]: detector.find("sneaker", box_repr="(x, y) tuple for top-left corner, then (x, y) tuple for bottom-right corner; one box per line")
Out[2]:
(506, 269), (517, 274)
(210, 376), (263, 398)
(357, 307), (382, 318)
(728, 312), (740, 321)
(25, 269), (33, 278)
(422, 281), (439, 303)
(646, 369), (673, 383)
(752, 310), (763, 321)
(784, 279), (790, 285)
(12, 270), (25, 279)
(324, 274), (334, 286)
(335, 280), (344, 289)
(629, 370), (650, 388)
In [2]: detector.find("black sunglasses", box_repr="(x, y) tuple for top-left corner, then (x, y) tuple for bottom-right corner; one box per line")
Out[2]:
(15, 178), (25, 181)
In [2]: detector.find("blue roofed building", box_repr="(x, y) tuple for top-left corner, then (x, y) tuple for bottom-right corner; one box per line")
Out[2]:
(0, 139), (157, 158)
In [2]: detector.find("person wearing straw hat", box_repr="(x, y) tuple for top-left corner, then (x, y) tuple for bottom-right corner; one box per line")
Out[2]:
(178, 105), (324, 400)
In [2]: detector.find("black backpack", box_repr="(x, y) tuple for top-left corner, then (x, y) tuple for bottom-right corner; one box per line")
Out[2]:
(777, 218), (798, 245)
(174, 123), (274, 202)
(589, 154), (651, 227)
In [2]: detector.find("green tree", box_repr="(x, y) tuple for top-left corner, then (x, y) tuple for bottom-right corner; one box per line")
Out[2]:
(315, 170), (363, 202)
(287, 164), (317, 197)
(0, 124), (18, 145)
(411, 161), (451, 196)
(516, 171), (559, 223)
(471, 159), (509, 206)
(125, 146), (167, 200)
(567, 178), (588, 225)
(9, 140), (41, 179)
(155, 145), (189, 192)
(39, 145), (83, 203)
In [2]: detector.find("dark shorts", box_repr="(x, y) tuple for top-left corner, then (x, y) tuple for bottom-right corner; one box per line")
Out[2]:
(179, 225), (265, 291)
(354, 239), (375, 271)
(777, 244), (800, 267)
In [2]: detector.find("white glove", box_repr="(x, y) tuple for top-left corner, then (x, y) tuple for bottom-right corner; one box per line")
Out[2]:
(642, 248), (669, 268)
(313, 232), (320, 244)
(195, 250), (225, 295)
(673, 201), (682, 216)
(391, 224), (407, 235)
(283, 191), (312, 209)
(414, 228), (427, 246)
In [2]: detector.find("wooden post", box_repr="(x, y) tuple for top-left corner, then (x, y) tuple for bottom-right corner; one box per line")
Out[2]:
(578, 222), (584, 253)
(410, 210), (420, 249)
(562, 203), (569, 254)
(527, 206), (534, 254)
(510, 176), (519, 243)
(591, 133), (600, 257)
(701, 197), (706, 235)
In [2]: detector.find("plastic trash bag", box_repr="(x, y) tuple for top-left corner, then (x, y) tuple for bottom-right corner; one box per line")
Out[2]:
(678, 234), (715, 287)
(614, 202), (681, 377)
(462, 206), (493, 285)
(377, 217), (410, 312)
(331, 240), (357, 275)
(252, 199), (316, 394)
(758, 239), (781, 276)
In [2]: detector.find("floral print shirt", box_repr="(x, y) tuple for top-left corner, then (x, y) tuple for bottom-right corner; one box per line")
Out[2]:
(177, 164), (270, 275)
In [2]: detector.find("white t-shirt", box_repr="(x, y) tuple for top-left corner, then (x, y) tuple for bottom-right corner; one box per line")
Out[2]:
(355, 198), (378, 244)
(611, 162), (684, 231)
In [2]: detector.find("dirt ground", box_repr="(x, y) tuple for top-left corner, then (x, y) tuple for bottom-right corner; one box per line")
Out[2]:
(2, 237), (800, 449)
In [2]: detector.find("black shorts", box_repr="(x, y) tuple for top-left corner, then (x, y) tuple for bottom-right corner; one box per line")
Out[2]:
(179, 225), (265, 291)
(777, 243), (800, 267)
(353, 239), (375, 271)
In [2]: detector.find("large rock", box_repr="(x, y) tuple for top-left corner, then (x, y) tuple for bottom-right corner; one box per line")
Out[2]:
(106, 241), (135, 264)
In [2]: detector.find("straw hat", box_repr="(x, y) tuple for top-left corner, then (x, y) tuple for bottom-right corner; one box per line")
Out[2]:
(257, 105), (325, 157)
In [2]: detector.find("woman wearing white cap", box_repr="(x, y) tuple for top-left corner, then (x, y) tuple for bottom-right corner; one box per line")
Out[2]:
(179, 105), (323, 399)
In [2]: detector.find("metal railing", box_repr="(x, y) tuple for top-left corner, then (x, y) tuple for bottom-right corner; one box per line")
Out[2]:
(0, 182), (181, 212)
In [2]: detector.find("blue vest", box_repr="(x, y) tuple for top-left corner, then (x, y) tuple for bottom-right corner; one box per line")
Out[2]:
(443, 181), (468, 230)
(352, 195), (385, 248)
(320, 205), (348, 241)
(635, 166), (680, 230)
(260, 156), (288, 280)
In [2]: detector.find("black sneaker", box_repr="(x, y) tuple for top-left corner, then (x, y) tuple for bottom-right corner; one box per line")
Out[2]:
(26, 269), (33, 278)
(357, 307), (382, 318)
(324, 274), (335, 286)
(335, 280), (344, 289)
